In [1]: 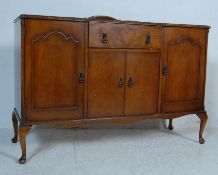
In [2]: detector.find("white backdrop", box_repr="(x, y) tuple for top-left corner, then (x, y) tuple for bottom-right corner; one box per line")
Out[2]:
(0, 0), (217, 129)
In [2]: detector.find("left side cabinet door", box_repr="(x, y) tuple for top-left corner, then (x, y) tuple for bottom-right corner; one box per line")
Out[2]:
(25, 19), (86, 121)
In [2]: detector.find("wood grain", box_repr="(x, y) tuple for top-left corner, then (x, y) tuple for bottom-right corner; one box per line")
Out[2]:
(89, 22), (161, 49)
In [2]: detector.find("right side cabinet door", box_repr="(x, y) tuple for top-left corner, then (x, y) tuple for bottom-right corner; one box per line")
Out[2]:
(161, 27), (208, 113)
(125, 52), (160, 115)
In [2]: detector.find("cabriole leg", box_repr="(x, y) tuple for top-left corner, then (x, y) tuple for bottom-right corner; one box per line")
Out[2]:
(11, 111), (18, 143)
(18, 125), (32, 164)
(168, 119), (174, 130)
(196, 112), (208, 144)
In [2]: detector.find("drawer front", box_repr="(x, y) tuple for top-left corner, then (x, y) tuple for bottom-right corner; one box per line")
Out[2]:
(89, 22), (161, 49)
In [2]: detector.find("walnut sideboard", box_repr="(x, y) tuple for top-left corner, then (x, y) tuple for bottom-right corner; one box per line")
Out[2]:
(12, 14), (210, 164)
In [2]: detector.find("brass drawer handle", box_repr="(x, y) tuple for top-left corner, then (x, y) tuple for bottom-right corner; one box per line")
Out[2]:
(128, 77), (134, 88)
(163, 65), (169, 76)
(145, 33), (152, 45)
(118, 78), (125, 87)
(79, 73), (85, 84)
(101, 33), (109, 44)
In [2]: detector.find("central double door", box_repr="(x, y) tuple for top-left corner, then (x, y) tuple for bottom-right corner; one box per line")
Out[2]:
(87, 50), (160, 118)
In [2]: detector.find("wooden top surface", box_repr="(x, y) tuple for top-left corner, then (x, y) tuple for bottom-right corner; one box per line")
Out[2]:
(14, 14), (211, 29)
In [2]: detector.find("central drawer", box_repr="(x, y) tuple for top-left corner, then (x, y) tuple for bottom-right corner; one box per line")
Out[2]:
(89, 22), (161, 49)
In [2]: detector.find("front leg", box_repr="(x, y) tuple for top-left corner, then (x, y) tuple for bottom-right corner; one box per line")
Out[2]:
(196, 112), (208, 144)
(19, 125), (32, 164)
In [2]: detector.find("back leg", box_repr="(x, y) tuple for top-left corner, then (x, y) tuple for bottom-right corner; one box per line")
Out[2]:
(168, 119), (174, 130)
(11, 111), (18, 143)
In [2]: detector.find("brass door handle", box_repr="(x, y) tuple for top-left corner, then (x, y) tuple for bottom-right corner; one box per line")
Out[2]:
(118, 78), (125, 87)
(101, 33), (109, 44)
(145, 33), (152, 45)
(163, 65), (169, 76)
(128, 77), (134, 88)
(79, 73), (85, 84)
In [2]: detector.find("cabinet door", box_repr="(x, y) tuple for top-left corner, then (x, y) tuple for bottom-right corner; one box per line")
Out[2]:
(125, 52), (160, 115)
(25, 19), (86, 121)
(161, 27), (208, 113)
(87, 50), (125, 118)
